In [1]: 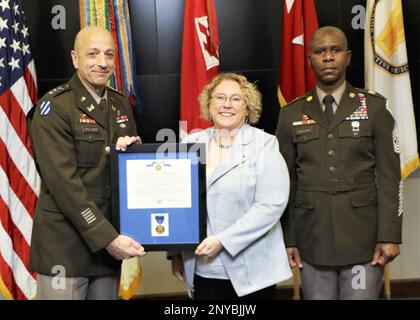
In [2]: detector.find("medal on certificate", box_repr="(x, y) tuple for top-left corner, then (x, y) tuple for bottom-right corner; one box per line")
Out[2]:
(155, 215), (165, 234)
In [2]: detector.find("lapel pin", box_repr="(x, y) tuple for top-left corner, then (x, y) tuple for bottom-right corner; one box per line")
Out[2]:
(306, 96), (313, 102)
(349, 92), (355, 98)
(87, 104), (95, 112)
(81, 96), (86, 102)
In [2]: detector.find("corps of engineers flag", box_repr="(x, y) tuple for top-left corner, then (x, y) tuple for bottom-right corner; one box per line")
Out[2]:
(365, 0), (420, 179)
(278, 0), (318, 107)
(180, 0), (219, 136)
(0, 0), (39, 300)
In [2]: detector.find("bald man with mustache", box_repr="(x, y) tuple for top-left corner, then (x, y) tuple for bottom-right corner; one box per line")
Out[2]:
(28, 26), (146, 300)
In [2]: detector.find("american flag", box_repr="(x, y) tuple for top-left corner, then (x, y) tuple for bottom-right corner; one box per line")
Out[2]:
(0, 0), (39, 300)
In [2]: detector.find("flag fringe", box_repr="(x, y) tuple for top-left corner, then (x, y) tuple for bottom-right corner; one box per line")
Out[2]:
(119, 267), (142, 300)
(401, 156), (420, 179)
(0, 276), (14, 300)
(277, 87), (288, 107)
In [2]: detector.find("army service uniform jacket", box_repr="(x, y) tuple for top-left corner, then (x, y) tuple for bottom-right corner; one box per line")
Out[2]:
(276, 83), (402, 266)
(29, 73), (137, 276)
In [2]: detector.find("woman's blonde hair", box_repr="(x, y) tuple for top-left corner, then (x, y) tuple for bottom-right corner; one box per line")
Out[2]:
(198, 73), (262, 124)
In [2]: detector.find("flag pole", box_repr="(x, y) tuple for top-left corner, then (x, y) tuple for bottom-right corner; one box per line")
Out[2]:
(292, 267), (301, 300)
(206, 0), (215, 49)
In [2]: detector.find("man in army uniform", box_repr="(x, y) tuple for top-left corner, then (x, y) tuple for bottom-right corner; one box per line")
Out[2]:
(28, 26), (146, 299)
(276, 26), (402, 299)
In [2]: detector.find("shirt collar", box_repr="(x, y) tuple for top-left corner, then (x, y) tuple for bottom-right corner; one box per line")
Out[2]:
(316, 81), (346, 105)
(77, 74), (108, 105)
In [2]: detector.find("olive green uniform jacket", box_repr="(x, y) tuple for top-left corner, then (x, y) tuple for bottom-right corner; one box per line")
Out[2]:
(276, 83), (402, 266)
(28, 73), (137, 276)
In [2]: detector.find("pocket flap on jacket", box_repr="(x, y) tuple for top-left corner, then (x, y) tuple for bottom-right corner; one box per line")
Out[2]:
(75, 131), (105, 142)
(294, 192), (314, 209)
(292, 125), (320, 143)
(349, 189), (377, 207)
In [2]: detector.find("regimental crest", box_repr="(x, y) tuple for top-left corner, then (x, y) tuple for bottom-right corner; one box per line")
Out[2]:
(195, 16), (219, 70)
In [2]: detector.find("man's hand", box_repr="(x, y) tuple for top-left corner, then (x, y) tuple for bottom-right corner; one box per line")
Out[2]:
(171, 255), (185, 282)
(371, 243), (400, 266)
(195, 235), (223, 257)
(105, 135), (142, 155)
(106, 235), (146, 260)
(116, 135), (142, 151)
(287, 247), (303, 268)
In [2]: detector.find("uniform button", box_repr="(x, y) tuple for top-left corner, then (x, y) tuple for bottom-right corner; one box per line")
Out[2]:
(328, 150), (335, 156)
(329, 166), (336, 173)
(328, 133), (334, 139)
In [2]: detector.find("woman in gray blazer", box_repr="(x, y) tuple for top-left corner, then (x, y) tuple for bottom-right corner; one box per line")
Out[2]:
(171, 73), (292, 299)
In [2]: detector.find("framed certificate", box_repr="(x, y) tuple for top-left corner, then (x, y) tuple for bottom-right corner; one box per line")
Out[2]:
(110, 143), (207, 251)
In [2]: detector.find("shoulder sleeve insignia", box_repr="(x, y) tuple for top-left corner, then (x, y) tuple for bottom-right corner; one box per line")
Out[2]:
(39, 100), (51, 116)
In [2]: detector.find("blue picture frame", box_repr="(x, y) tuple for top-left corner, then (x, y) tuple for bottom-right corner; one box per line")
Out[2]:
(110, 143), (207, 251)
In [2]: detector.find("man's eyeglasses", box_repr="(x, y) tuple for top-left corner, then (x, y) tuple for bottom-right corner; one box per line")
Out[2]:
(212, 93), (244, 107)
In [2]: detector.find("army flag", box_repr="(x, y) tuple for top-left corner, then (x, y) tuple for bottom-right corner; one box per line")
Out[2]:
(79, 0), (142, 299)
(180, 0), (219, 136)
(278, 0), (318, 107)
(0, 0), (39, 299)
(365, 0), (419, 178)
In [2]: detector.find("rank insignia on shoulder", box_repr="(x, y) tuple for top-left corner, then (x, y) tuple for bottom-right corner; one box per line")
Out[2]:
(47, 84), (69, 97)
(48, 87), (62, 95)
(40, 101), (51, 116)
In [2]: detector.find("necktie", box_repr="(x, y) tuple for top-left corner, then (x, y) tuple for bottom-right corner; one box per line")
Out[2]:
(323, 94), (335, 124)
(99, 98), (107, 113)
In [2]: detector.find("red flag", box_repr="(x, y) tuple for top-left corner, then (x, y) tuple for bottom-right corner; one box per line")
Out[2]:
(180, 0), (219, 134)
(278, 0), (318, 107)
(0, 0), (39, 299)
